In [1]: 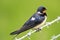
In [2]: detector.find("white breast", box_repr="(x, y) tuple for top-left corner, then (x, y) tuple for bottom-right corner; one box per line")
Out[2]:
(34, 16), (47, 29)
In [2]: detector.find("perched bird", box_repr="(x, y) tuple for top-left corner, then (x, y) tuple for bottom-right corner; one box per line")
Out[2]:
(10, 6), (47, 35)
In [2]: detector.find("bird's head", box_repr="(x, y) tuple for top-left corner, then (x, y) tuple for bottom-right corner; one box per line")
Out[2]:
(37, 6), (47, 13)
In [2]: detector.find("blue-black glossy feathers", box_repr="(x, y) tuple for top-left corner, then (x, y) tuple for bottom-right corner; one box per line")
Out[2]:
(10, 13), (47, 35)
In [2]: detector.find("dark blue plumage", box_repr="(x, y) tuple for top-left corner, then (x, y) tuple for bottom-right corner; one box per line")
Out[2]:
(10, 6), (47, 35)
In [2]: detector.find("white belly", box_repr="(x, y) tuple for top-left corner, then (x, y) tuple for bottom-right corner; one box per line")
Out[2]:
(34, 16), (47, 29)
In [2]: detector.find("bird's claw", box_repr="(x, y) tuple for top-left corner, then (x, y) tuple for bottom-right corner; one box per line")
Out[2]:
(36, 28), (41, 32)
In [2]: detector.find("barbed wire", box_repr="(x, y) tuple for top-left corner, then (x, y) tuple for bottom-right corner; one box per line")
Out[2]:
(51, 34), (60, 40)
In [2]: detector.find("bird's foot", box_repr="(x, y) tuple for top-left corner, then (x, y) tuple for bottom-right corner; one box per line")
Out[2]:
(36, 28), (41, 32)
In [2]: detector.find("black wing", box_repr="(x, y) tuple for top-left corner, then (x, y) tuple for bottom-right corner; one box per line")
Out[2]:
(10, 13), (45, 35)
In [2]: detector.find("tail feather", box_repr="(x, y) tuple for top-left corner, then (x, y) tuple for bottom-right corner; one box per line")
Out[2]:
(10, 25), (32, 35)
(10, 30), (21, 35)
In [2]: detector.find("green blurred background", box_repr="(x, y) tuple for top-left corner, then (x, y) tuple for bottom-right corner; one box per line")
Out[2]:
(0, 0), (60, 40)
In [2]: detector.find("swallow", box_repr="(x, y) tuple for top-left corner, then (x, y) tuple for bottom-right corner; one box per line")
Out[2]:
(10, 6), (47, 35)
